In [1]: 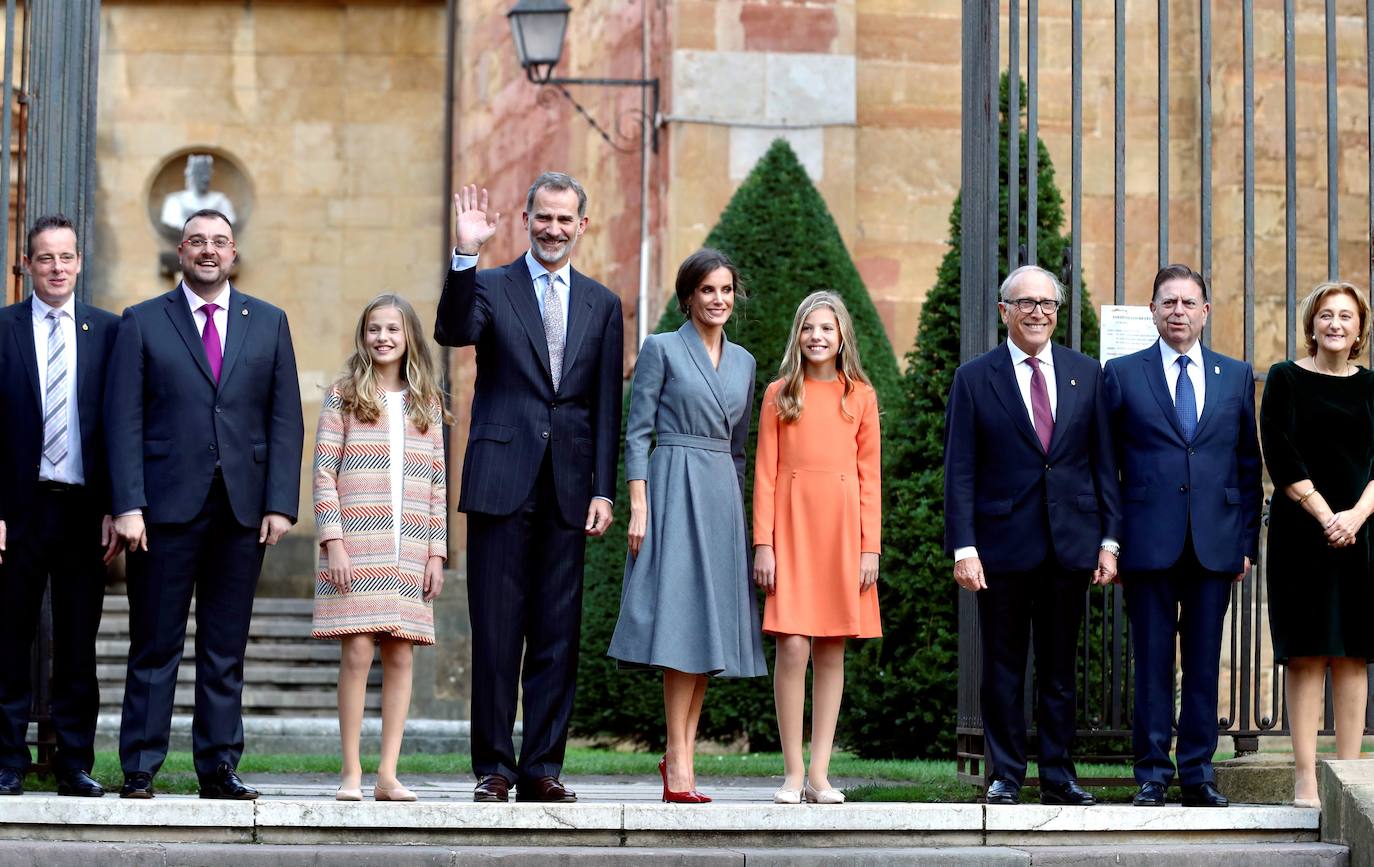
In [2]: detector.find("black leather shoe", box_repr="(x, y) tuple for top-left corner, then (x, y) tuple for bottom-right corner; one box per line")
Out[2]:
(1133, 781), (1167, 806)
(0, 768), (22, 795)
(198, 762), (259, 800)
(516, 776), (577, 803)
(56, 769), (104, 797)
(985, 778), (1021, 805)
(119, 772), (154, 799)
(1039, 779), (1096, 805)
(474, 774), (510, 802)
(1181, 781), (1228, 807)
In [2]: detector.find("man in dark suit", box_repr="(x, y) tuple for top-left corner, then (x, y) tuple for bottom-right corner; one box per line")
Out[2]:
(1104, 264), (1262, 808)
(944, 265), (1121, 806)
(435, 177), (623, 803)
(0, 215), (120, 797)
(105, 209), (304, 800)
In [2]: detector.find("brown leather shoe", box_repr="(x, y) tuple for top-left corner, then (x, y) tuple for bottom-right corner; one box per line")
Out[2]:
(474, 774), (510, 802)
(516, 776), (577, 803)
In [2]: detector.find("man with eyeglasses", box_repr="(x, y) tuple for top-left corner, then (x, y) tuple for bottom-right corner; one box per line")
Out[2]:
(944, 264), (1121, 806)
(0, 215), (120, 797)
(1103, 264), (1262, 808)
(105, 208), (304, 800)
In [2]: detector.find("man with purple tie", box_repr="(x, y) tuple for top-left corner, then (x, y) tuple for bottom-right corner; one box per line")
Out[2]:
(943, 265), (1121, 806)
(105, 209), (304, 800)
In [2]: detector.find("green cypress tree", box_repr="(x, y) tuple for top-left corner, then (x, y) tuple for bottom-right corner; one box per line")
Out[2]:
(571, 140), (902, 749)
(837, 73), (1101, 759)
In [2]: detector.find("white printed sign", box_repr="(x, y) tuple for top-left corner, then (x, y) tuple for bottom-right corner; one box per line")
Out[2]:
(1099, 305), (1158, 365)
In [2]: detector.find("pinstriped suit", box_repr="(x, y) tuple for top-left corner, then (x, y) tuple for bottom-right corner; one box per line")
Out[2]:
(435, 256), (623, 787)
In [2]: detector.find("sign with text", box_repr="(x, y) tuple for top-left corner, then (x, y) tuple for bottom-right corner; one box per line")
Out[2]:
(1099, 305), (1158, 365)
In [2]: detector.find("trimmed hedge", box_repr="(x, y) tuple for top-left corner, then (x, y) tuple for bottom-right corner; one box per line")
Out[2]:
(571, 139), (901, 750)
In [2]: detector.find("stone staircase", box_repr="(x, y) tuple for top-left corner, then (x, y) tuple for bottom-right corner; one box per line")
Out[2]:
(96, 594), (379, 717)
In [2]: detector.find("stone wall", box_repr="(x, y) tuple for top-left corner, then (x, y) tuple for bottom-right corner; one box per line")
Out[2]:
(92, 0), (449, 590)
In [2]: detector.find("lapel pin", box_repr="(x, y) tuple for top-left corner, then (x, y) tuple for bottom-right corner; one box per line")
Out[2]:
(1214, 365), (1220, 375)
(241, 308), (248, 316)
(1070, 378), (1077, 387)
(81, 322), (89, 331)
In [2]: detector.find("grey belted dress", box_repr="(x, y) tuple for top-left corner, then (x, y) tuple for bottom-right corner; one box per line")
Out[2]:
(607, 322), (768, 678)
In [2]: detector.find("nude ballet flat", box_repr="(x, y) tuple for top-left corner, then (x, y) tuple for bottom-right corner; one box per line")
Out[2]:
(335, 786), (362, 801)
(1294, 797), (1321, 809)
(804, 782), (845, 804)
(772, 787), (802, 804)
(374, 783), (418, 802)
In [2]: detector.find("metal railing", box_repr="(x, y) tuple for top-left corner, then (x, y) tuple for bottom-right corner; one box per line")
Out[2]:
(957, 0), (1374, 785)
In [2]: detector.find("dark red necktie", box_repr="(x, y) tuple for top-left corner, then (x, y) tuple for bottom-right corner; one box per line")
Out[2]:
(1027, 356), (1053, 453)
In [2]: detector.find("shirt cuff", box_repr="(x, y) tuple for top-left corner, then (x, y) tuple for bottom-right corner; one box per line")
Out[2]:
(117, 509), (143, 518)
(1101, 536), (1118, 548)
(593, 496), (613, 507)
(954, 546), (978, 562)
(450, 251), (479, 271)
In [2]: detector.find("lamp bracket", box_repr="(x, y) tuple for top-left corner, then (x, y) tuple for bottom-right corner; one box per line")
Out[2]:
(533, 76), (660, 154)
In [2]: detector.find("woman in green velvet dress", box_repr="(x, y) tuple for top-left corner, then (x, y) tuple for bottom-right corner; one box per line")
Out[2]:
(1260, 281), (1374, 809)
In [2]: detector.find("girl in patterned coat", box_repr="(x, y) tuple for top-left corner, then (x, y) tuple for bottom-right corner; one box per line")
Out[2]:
(312, 294), (450, 802)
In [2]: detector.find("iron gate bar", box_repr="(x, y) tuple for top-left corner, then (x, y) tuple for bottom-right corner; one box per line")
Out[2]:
(1027, 0), (1038, 266)
(1199, 0), (1212, 346)
(1244, 0), (1255, 368)
(0, 0), (15, 290)
(1285, 0), (1297, 359)
(1159, 0), (1169, 267)
(1070, 0), (1082, 351)
(1328, 0), (1340, 280)
(1008, 0), (1019, 274)
(1114, 0), (1126, 306)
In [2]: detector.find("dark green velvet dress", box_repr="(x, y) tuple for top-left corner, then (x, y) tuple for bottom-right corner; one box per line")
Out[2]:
(1260, 360), (1374, 663)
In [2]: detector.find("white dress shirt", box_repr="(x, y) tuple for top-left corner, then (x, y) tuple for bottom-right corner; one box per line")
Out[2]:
(1158, 337), (1205, 420)
(182, 282), (230, 353)
(31, 293), (83, 485)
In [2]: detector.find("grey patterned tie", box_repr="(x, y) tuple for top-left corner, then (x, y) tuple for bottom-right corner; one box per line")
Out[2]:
(43, 310), (69, 467)
(543, 273), (565, 390)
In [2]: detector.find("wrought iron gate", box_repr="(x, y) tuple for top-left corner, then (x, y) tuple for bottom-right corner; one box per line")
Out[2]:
(958, 0), (1374, 785)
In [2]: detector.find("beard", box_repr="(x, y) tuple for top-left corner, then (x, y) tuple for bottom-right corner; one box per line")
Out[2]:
(530, 228), (577, 265)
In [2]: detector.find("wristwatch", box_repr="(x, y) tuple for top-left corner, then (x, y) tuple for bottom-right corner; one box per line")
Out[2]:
(1099, 541), (1121, 557)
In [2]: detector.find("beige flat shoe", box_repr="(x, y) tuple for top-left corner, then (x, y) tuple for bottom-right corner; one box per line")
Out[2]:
(374, 783), (418, 802)
(335, 786), (362, 801)
(772, 787), (802, 804)
(1294, 797), (1321, 809)
(804, 782), (846, 804)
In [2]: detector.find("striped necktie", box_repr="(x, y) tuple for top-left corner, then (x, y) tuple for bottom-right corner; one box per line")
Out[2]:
(43, 310), (69, 467)
(543, 273), (565, 390)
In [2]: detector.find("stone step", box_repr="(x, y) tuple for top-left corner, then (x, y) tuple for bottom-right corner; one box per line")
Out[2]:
(98, 686), (377, 714)
(98, 616), (312, 641)
(95, 663), (370, 687)
(95, 640), (341, 663)
(102, 595), (316, 617)
(88, 715), (477, 755)
(0, 841), (1342, 866)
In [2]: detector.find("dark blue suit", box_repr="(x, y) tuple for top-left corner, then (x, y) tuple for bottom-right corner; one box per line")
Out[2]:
(945, 341), (1120, 787)
(435, 257), (623, 786)
(1104, 340), (1262, 787)
(0, 298), (118, 774)
(104, 285), (304, 777)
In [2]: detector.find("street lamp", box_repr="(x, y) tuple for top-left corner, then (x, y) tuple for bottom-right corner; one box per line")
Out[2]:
(506, 0), (660, 347)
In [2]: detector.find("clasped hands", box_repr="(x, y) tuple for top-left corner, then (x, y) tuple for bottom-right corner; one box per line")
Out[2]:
(1321, 509), (1365, 549)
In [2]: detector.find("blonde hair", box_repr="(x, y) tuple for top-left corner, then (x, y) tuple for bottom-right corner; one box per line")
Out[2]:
(336, 293), (453, 433)
(774, 291), (872, 423)
(1300, 281), (1372, 360)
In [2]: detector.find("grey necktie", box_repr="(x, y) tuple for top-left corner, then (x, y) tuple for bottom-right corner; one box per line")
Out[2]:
(543, 273), (565, 390)
(43, 310), (69, 467)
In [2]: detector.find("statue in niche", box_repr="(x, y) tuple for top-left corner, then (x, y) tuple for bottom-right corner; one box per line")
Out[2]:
(160, 154), (236, 233)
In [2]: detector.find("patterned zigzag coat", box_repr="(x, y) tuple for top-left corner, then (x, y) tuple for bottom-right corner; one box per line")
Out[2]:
(311, 385), (447, 644)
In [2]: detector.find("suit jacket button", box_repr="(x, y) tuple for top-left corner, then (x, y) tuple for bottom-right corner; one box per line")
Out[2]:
(210, 443), (217, 452)
(215, 406), (222, 414)
(541, 431), (549, 439)
(1045, 464), (1051, 471)
(1179, 484), (1187, 493)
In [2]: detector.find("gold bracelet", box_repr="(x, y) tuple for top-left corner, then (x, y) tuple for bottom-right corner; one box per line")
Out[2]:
(1296, 488), (1317, 504)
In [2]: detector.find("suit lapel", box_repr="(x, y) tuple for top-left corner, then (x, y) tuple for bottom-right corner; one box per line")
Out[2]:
(1142, 343), (1187, 442)
(560, 268), (595, 380)
(1191, 345), (1228, 440)
(164, 285), (216, 386)
(11, 298), (40, 407)
(1047, 347), (1078, 455)
(987, 343), (1044, 453)
(74, 302), (98, 435)
(504, 259), (554, 385)
(677, 321), (729, 420)
(217, 287), (251, 391)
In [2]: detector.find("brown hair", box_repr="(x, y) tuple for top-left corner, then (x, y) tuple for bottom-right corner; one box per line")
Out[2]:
(1299, 281), (1372, 360)
(674, 248), (744, 317)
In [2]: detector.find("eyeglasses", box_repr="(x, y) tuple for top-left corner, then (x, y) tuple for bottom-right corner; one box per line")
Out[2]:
(1003, 297), (1061, 314)
(31, 253), (78, 266)
(184, 236), (234, 250)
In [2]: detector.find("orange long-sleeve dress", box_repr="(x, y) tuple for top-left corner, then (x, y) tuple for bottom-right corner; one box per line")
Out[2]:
(754, 377), (882, 638)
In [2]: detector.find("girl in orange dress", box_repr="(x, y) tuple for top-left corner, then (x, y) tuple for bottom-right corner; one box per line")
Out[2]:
(753, 291), (881, 805)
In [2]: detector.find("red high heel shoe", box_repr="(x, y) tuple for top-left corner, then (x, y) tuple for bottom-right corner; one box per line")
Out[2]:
(660, 756), (709, 804)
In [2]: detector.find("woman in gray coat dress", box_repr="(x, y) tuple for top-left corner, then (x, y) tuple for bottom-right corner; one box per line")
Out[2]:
(608, 249), (768, 803)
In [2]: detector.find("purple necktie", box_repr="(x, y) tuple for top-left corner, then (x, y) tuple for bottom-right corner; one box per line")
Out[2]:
(1027, 356), (1053, 453)
(202, 302), (222, 383)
